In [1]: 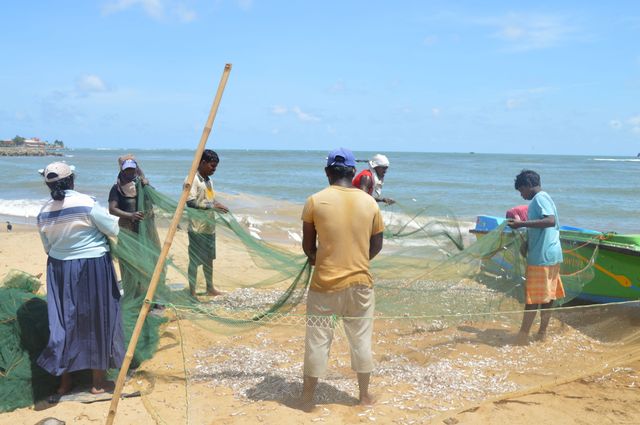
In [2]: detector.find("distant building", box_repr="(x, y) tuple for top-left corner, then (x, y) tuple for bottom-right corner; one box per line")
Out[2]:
(0, 137), (66, 156)
(23, 138), (46, 148)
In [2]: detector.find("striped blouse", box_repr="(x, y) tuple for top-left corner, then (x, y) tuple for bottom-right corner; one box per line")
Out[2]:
(37, 190), (119, 260)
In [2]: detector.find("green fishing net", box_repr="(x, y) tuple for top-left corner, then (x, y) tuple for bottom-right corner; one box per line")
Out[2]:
(2, 183), (639, 423)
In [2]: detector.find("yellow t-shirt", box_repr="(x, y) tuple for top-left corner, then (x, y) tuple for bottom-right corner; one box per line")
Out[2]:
(301, 185), (385, 292)
(185, 172), (216, 234)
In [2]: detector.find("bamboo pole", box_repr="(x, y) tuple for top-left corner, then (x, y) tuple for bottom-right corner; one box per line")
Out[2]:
(105, 63), (232, 425)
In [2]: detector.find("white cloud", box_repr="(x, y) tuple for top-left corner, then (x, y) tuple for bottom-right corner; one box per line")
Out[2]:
(102, 0), (197, 22)
(236, 0), (253, 11)
(611, 115), (640, 135)
(271, 105), (288, 115)
(480, 13), (576, 51)
(526, 86), (552, 94)
(292, 106), (320, 122)
(628, 115), (640, 127)
(102, 0), (164, 20)
(431, 107), (441, 117)
(270, 105), (320, 122)
(75, 75), (109, 94)
(501, 25), (525, 40)
(503, 86), (552, 110)
(176, 5), (197, 22)
(506, 98), (521, 109)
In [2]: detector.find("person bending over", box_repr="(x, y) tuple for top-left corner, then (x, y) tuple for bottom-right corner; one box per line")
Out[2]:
(352, 154), (395, 205)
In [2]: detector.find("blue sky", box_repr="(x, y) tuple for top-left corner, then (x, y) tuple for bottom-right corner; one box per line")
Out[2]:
(1, 1), (639, 154)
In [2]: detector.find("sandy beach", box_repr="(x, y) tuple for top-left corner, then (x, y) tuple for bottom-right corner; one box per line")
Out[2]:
(1, 224), (640, 425)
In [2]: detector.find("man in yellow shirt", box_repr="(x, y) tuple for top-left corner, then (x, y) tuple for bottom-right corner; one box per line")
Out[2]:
(185, 149), (228, 298)
(299, 147), (384, 411)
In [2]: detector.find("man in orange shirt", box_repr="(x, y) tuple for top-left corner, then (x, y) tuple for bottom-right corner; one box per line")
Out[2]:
(299, 147), (384, 411)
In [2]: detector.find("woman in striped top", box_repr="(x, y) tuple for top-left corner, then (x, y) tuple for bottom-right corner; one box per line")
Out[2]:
(37, 161), (125, 395)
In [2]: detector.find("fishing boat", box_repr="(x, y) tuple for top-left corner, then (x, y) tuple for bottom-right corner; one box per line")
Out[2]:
(471, 215), (640, 303)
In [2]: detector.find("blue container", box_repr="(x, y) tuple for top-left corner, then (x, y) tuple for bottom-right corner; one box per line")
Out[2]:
(474, 215), (508, 232)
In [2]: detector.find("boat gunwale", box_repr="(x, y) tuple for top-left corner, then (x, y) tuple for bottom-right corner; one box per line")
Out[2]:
(470, 229), (640, 257)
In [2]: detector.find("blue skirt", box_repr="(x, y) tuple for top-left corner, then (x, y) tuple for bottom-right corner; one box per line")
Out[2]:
(37, 253), (125, 376)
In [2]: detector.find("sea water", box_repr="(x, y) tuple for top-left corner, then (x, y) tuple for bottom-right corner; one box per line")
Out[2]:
(0, 149), (638, 234)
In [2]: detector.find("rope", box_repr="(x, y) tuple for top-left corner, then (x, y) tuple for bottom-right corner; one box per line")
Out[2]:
(148, 298), (640, 325)
(173, 304), (191, 425)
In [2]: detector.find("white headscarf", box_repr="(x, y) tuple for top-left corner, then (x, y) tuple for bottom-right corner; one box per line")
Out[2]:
(368, 154), (390, 199)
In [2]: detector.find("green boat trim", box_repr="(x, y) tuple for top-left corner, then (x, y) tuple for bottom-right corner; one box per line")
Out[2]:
(472, 216), (640, 303)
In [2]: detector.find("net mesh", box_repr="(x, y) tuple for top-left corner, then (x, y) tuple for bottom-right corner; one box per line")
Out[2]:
(1, 183), (639, 423)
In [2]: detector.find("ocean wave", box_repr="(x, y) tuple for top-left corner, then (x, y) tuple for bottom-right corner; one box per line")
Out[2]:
(0, 198), (46, 219)
(593, 158), (640, 162)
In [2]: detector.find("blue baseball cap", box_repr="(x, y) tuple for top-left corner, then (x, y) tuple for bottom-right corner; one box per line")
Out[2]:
(326, 147), (356, 167)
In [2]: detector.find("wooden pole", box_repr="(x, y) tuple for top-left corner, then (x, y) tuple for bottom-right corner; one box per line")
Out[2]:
(105, 63), (232, 425)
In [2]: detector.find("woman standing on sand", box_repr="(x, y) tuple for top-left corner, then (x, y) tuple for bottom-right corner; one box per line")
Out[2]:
(108, 155), (147, 299)
(36, 161), (125, 395)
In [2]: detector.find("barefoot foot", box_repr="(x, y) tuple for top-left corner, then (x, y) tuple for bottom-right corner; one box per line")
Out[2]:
(535, 332), (547, 342)
(56, 373), (72, 395)
(91, 380), (115, 394)
(56, 385), (72, 396)
(514, 332), (530, 346)
(359, 393), (376, 406)
(90, 386), (105, 395)
(295, 399), (316, 413)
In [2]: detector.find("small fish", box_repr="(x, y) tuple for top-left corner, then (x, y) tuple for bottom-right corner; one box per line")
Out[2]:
(287, 231), (302, 243)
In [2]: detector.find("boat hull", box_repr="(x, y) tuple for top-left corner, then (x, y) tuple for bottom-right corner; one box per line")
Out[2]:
(472, 216), (640, 303)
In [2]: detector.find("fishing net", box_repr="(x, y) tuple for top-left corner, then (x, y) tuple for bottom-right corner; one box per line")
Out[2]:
(2, 182), (640, 424)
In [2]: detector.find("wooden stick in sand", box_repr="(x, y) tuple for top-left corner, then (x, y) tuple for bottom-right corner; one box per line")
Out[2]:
(105, 63), (232, 425)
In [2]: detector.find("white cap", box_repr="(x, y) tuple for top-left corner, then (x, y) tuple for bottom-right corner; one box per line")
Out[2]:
(121, 159), (137, 170)
(40, 162), (75, 183)
(370, 154), (390, 168)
